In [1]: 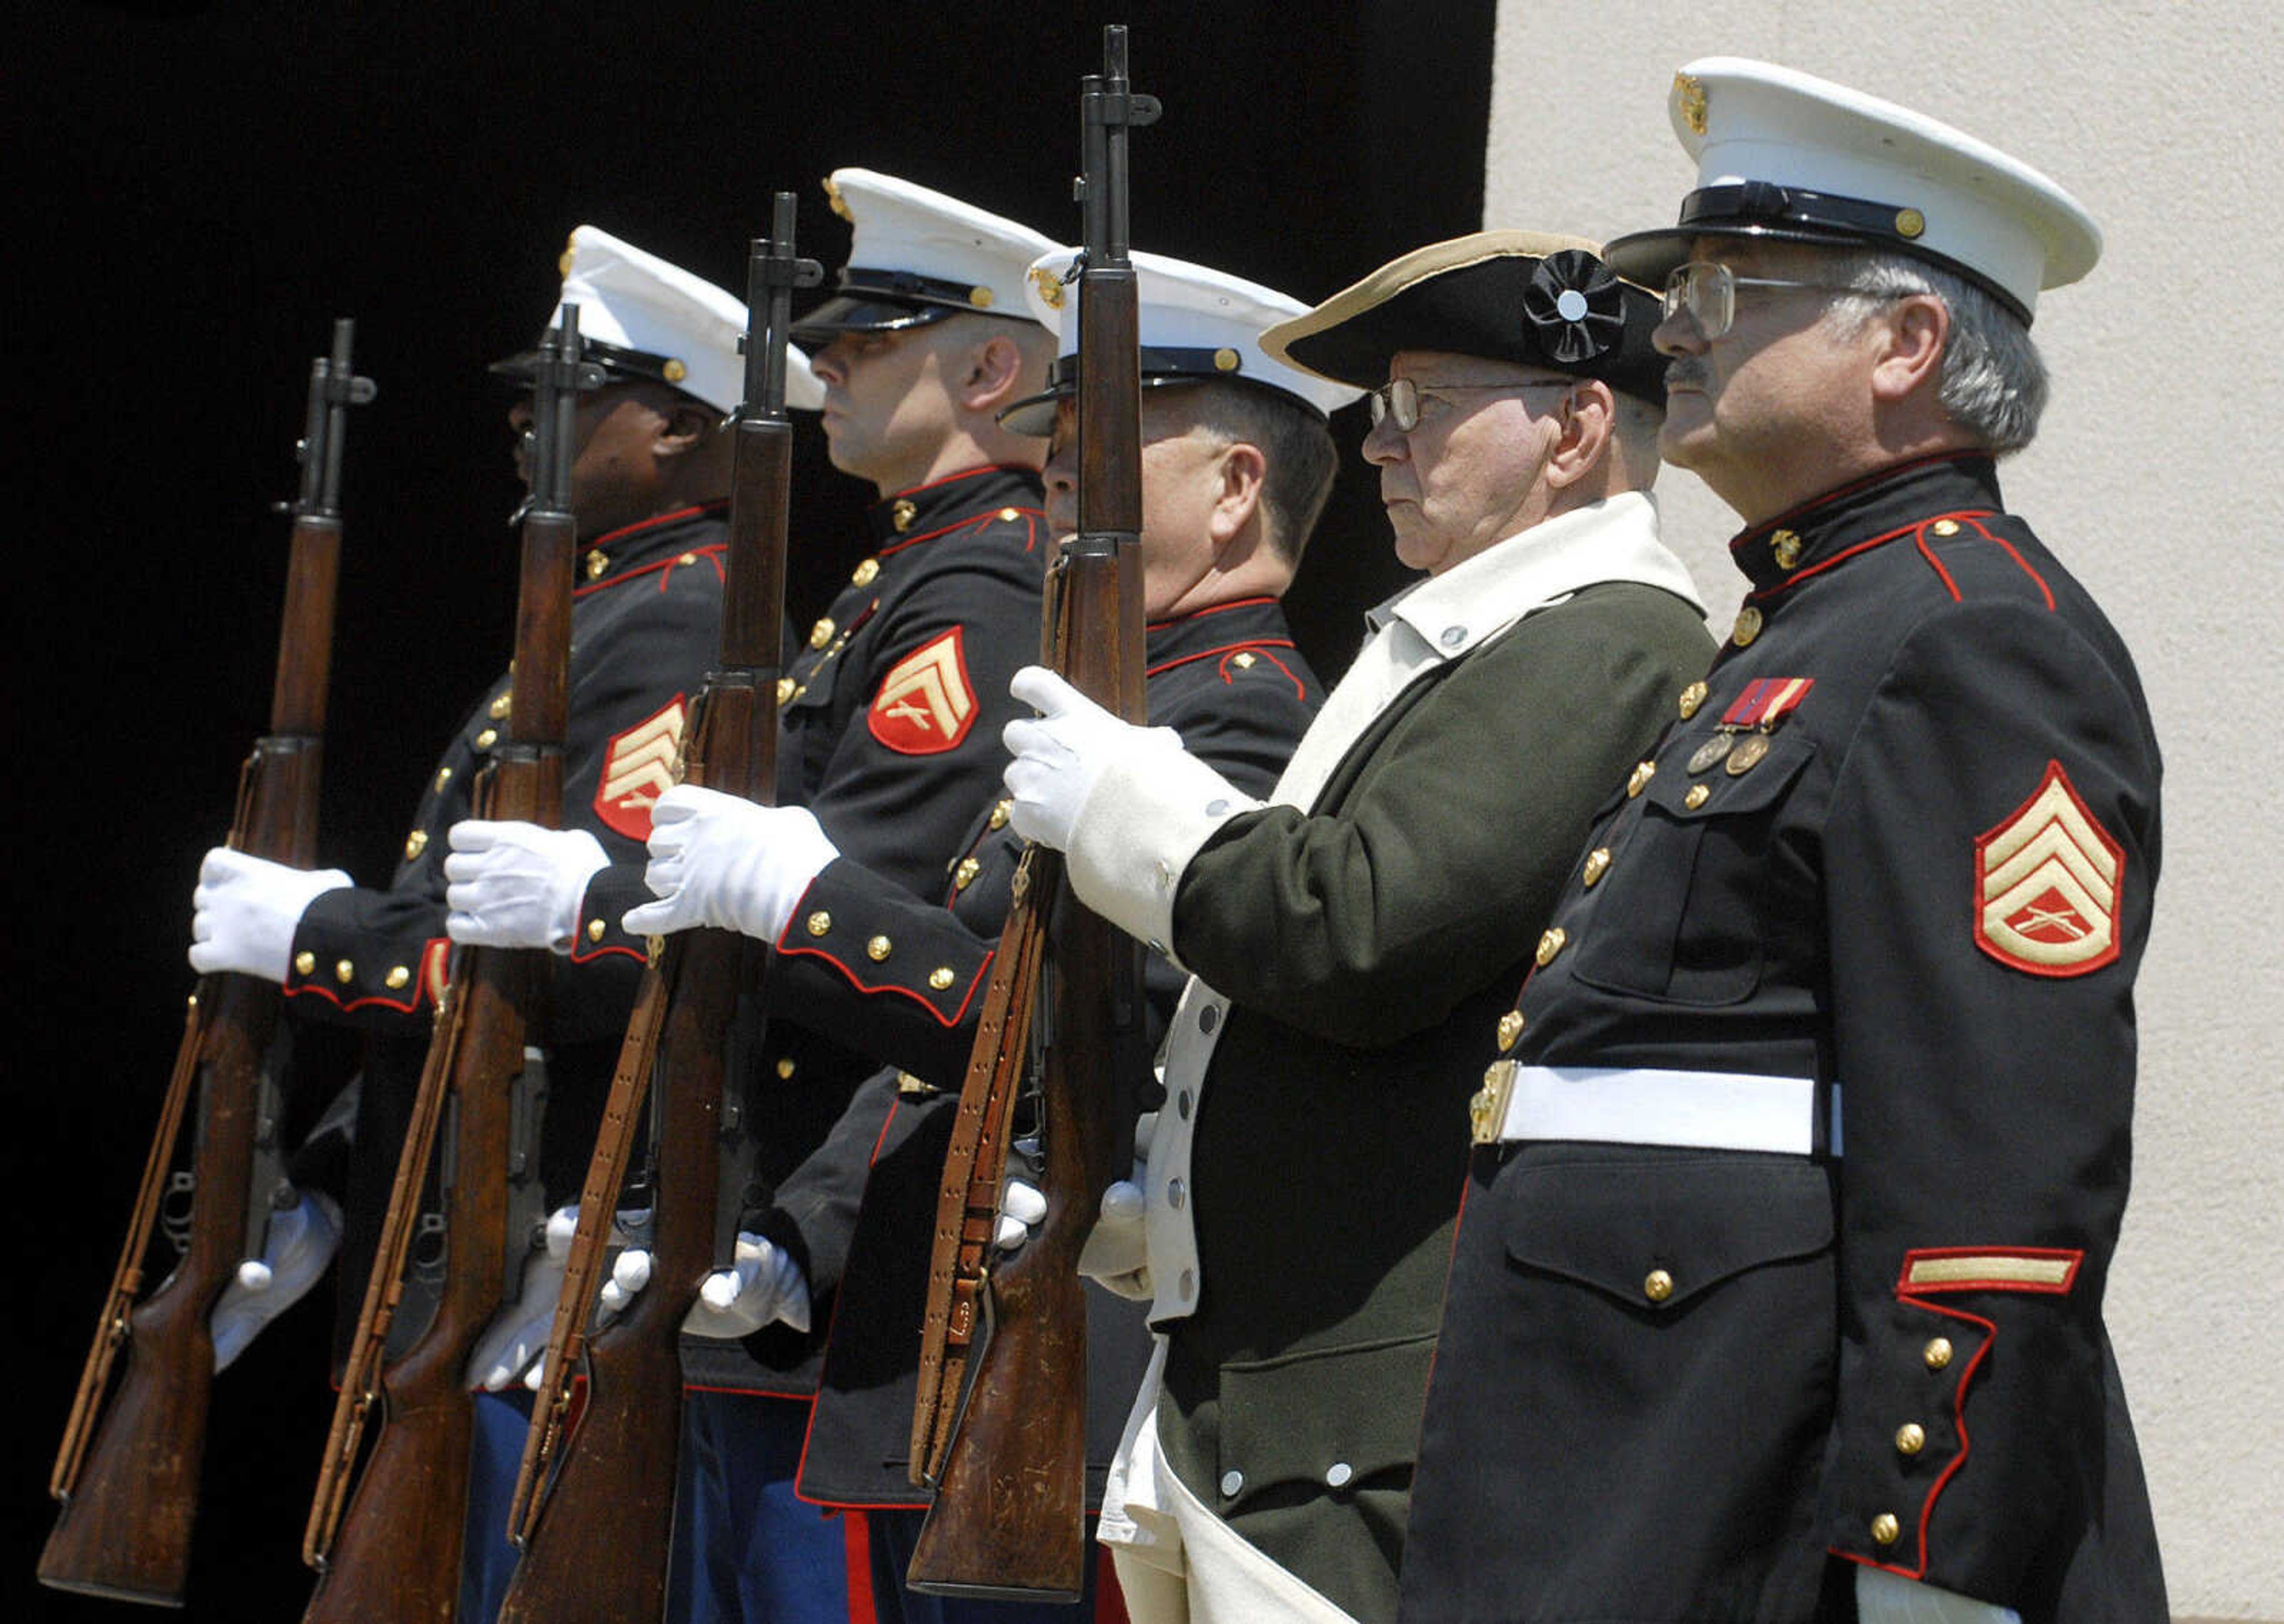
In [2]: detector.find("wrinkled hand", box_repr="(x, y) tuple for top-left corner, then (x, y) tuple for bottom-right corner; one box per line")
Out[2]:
(211, 1189), (342, 1372)
(1001, 667), (1182, 852)
(444, 821), (608, 951)
(604, 1232), (812, 1339)
(619, 786), (838, 943)
(189, 849), (352, 982)
(465, 1205), (583, 1391)
(1078, 1111), (1156, 1299)
(1856, 1569), (2021, 1624)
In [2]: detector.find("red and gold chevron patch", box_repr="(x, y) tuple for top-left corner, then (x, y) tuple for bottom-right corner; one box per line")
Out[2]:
(595, 696), (687, 839)
(868, 629), (977, 755)
(1974, 759), (2122, 977)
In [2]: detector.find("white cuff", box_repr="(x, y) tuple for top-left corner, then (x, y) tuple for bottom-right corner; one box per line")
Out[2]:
(1065, 748), (1259, 957)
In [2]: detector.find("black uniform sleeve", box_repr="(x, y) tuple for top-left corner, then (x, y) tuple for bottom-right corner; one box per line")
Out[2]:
(283, 882), (453, 1032)
(1811, 597), (2160, 1594)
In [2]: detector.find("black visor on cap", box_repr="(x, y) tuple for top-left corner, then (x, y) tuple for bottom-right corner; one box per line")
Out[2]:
(486, 335), (677, 391)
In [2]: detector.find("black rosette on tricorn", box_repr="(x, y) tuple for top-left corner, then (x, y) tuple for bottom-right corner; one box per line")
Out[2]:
(1521, 249), (1625, 364)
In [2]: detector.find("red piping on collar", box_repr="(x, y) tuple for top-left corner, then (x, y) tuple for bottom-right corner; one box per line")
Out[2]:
(879, 503), (1044, 557)
(585, 501), (729, 549)
(1727, 450), (1990, 556)
(1145, 595), (1282, 633)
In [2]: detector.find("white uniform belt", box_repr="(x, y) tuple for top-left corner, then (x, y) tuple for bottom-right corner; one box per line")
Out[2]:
(1482, 1064), (1830, 1156)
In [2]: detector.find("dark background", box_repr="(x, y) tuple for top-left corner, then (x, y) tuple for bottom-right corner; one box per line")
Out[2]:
(15, 2), (1494, 1617)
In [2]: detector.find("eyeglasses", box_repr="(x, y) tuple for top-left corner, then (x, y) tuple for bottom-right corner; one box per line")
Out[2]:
(1658, 260), (1875, 340)
(1365, 375), (1577, 432)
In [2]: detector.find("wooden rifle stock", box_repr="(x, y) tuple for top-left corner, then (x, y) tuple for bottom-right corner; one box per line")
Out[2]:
(906, 26), (1156, 1600)
(301, 308), (587, 1624)
(497, 197), (818, 1624)
(40, 320), (369, 1608)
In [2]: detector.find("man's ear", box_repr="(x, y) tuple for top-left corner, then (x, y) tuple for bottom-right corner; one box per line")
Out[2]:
(1543, 378), (1615, 490)
(959, 332), (1031, 414)
(1869, 293), (1948, 405)
(653, 397), (717, 458)
(1209, 441), (1268, 549)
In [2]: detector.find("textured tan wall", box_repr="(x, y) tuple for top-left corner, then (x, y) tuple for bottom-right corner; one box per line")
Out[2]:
(1484, 2), (2283, 1613)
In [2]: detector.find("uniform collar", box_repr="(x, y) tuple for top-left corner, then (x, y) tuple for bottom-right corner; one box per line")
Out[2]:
(1729, 451), (2003, 595)
(1144, 595), (1294, 667)
(576, 500), (729, 590)
(864, 464), (1043, 551)
(1369, 490), (1703, 661)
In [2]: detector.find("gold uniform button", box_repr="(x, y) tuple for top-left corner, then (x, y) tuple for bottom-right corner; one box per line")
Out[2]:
(997, 507), (1020, 521)
(808, 618), (835, 651)
(489, 692), (512, 720)
(1930, 518), (1961, 537)
(1643, 1268), (1674, 1303)
(776, 1057), (796, 1079)
(776, 676), (796, 705)
(1924, 1337), (1954, 1371)
(1677, 680), (1707, 720)
(891, 499), (917, 532)
(475, 728), (498, 750)
(1894, 207), (1927, 239)
(1582, 847), (1611, 887)
(1232, 651), (1257, 670)
(953, 857), (982, 891)
(334, 959), (356, 984)
(1496, 1010), (1525, 1052)
(1771, 528), (1803, 570)
(805, 910), (832, 937)
(677, 551), (698, 566)
(663, 358), (688, 384)
(851, 558), (880, 588)
(294, 950), (316, 976)
(434, 766), (453, 793)
(929, 966), (956, 991)
(1894, 1422), (1927, 1456)
(585, 549), (609, 580)
(404, 829), (430, 860)
(1684, 784), (1711, 810)
(1626, 760), (1656, 797)
(385, 965), (411, 990)
(989, 799), (1012, 831)
(1871, 1513), (1902, 1547)
(866, 935), (893, 962)
(588, 918), (607, 943)
(1534, 928), (1567, 968)
(1732, 605), (1763, 647)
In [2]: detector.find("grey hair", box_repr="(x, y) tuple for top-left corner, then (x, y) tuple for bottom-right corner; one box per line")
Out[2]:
(1818, 252), (2048, 454)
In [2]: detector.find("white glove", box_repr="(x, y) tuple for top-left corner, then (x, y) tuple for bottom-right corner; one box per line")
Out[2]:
(1001, 667), (1182, 852)
(211, 1190), (341, 1372)
(619, 786), (838, 943)
(603, 1232), (813, 1339)
(1078, 1110), (1155, 1299)
(465, 1205), (581, 1391)
(189, 848), (352, 982)
(444, 821), (608, 951)
(993, 1179), (1050, 1252)
(1856, 1569), (2021, 1624)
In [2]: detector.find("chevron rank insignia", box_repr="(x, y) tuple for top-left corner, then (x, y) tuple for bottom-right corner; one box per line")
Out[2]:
(869, 629), (977, 755)
(595, 696), (687, 839)
(1974, 759), (2123, 977)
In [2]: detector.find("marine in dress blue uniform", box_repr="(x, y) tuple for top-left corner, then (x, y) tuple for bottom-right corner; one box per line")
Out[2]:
(1396, 60), (2167, 1624)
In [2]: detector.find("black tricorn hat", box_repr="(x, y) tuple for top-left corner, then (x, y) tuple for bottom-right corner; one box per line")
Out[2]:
(1260, 230), (1665, 406)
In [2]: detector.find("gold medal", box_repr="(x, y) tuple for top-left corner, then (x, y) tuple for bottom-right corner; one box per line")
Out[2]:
(1726, 733), (1771, 775)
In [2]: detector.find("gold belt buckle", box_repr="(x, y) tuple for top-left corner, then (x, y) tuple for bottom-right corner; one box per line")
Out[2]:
(1470, 1058), (1519, 1146)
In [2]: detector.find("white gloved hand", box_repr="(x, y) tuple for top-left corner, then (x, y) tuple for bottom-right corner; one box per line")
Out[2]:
(189, 848), (353, 982)
(1001, 667), (1182, 852)
(465, 1205), (582, 1391)
(619, 786), (839, 943)
(211, 1189), (342, 1372)
(685, 1233), (812, 1339)
(1856, 1569), (2022, 1624)
(993, 1179), (1050, 1252)
(1078, 1110), (1156, 1298)
(444, 821), (609, 951)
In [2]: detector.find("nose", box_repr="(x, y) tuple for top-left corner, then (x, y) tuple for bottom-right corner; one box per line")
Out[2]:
(1652, 307), (1706, 358)
(507, 396), (534, 431)
(1360, 409), (1405, 467)
(808, 338), (848, 385)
